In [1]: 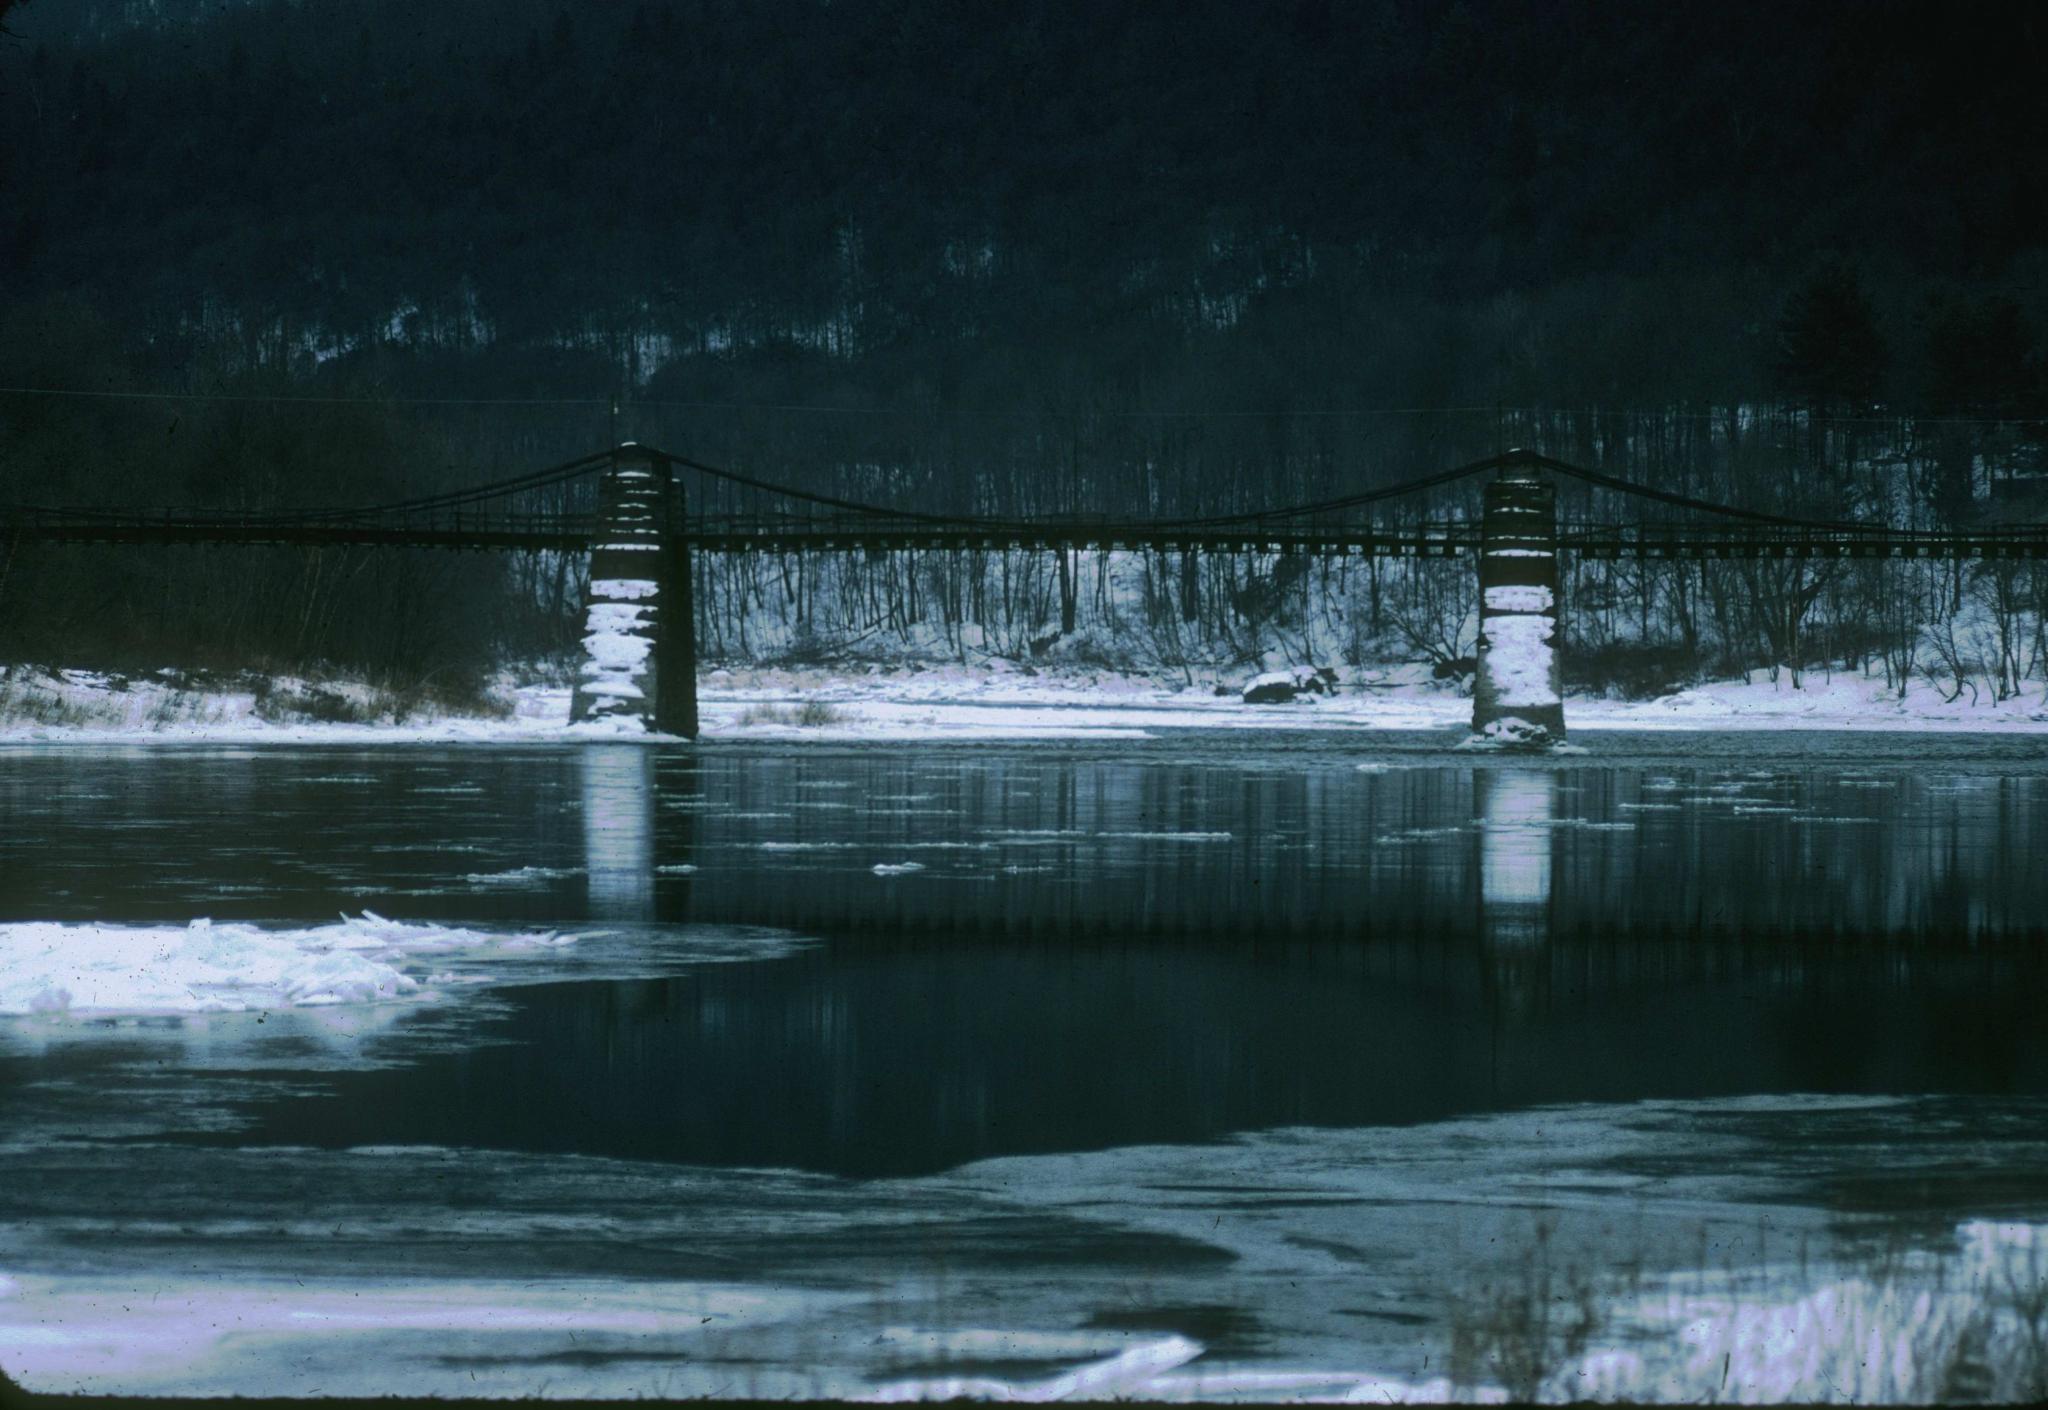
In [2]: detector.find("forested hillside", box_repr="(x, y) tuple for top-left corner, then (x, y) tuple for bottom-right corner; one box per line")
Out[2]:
(2, 0), (2046, 700)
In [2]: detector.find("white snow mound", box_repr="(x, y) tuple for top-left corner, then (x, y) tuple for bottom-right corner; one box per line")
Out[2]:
(0, 912), (577, 1017)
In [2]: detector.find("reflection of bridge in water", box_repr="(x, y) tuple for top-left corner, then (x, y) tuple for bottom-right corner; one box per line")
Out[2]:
(12, 444), (2047, 744)
(577, 747), (2048, 954)
(570, 751), (1615, 1044)
(468, 747), (2048, 1175)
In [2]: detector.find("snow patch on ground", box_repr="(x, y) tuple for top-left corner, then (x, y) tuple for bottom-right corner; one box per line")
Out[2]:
(1458, 716), (1578, 752)
(1562, 1219), (2048, 1404)
(1608, 669), (2048, 731)
(4, 659), (2048, 742)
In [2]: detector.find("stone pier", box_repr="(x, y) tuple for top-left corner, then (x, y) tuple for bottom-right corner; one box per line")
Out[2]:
(568, 445), (699, 738)
(1469, 461), (1565, 748)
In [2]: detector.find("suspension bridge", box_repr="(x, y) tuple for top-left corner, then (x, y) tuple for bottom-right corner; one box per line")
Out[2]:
(6, 444), (2045, 743)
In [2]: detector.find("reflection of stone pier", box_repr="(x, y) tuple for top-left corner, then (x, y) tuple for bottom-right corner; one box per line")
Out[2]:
(1480, 769), (1554, 923)
(582, 745), (655, 920)
(1479, 768), (1554, 941)
(1477, 767), (1555, 1019)
(1470, 462), (1565, 748)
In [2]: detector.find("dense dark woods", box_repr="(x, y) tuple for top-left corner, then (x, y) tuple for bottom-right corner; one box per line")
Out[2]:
(2, 0), (2047, 696)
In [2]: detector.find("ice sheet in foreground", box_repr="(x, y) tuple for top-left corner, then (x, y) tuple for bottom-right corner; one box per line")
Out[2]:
(0, 1271), (862, 1398)
(0, 1263), (1483, 1403)
(3, 1097), (2045, 1401)
(0, 911), (577, 1017)
(7, 1208), (2034, 1401)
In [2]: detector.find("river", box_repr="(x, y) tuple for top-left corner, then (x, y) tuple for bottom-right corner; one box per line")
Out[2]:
(3, 731), (2047, 1400)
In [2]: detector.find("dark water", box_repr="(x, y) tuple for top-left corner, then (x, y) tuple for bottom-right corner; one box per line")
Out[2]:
(6, 732), (2048, 1398)
(7, 735), (2048, 1174)
(10, 733), (2048, 942)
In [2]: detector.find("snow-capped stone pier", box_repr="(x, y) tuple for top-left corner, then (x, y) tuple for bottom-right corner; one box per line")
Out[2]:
(568, 446), (699, 737)
(1469, 462), (1566, 749)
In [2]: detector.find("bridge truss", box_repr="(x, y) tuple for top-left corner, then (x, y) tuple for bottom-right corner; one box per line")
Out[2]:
(5, 445), (2047, 561)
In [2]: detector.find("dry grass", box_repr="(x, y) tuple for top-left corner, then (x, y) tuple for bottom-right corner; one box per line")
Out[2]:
(0, 664), (516, 730)
(1447, 1219), (1602, 1402)
(1444, 1219), (2048, 1403)
(253, 681), (381, 725)
(252, 669), (515, 725)
(0, 670), (128, 727)
(737, 697), (845, 727)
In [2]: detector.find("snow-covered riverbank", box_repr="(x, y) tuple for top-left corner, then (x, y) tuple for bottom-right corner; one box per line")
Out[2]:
(3, 662), (2048, 744)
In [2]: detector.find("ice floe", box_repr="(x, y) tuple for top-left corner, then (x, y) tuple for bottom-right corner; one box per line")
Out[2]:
(462, 865), (584, 885)
(0, 912), (576, 1017)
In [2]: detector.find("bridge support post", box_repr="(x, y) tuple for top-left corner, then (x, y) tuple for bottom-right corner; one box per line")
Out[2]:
(569, 445), (698, 739)
(1468, 461), (1566, 749)
(655, 479), (699, 739)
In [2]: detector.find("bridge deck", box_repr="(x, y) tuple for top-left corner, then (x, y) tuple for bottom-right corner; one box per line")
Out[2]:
(9, 514), (2048, 559)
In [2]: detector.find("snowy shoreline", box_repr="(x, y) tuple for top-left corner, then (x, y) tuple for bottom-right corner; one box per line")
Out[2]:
(2, 662), (2047, 744)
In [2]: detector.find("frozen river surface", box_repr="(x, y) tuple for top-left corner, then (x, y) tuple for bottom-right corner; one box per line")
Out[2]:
(4, 730), (2048, 1401)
